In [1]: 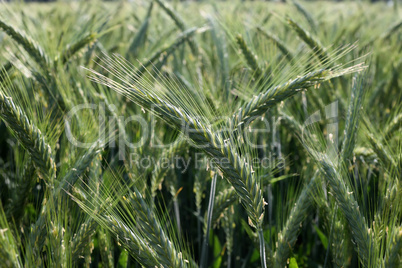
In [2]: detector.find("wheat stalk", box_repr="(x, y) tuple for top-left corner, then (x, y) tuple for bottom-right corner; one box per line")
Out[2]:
(203, 186), (237, 232)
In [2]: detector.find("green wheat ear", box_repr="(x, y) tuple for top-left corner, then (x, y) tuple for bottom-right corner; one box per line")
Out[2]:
(88, 54), (266, 228)
(88, 53), (269, 267)
(287, 17), (329, 65)
(256, 26), (295, 63)
(366, 132), (396, 169)
(273, 176), (318, 268)
(0, 202), (23, 267)
(127, 2), (154, 59)
(236, 34), (263, 80)
(135, 27), (202, 78)
(154, 0), (199, 56)
(291, 0), (318, 33)
(5, 157), (36, 224)
(303, 135), (378, 267)
(0, 19), (49, 70)
(151, 137), (187, 197)
(341, 73), (365, 162)
(383, 113), (402, 140)
(60, 32), (97, 65)
(70, 171), (197, 267)
(0, 91), (56, 183)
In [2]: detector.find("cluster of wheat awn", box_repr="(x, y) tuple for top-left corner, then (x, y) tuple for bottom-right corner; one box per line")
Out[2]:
(0, 0), (401, 267)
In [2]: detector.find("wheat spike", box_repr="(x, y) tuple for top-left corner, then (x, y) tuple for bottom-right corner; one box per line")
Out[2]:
(273, 176), (317, 268)
(0, 19), (49, 69)
(60, 32), (97, 64)
(0, 91), (56, 183)
(287, 18), (329, 65)
(236, 34), (263, 79)
(89, 60), (266, 229)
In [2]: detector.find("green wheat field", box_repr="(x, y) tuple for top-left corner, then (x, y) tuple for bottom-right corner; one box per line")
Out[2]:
(0, 0), (401, 267)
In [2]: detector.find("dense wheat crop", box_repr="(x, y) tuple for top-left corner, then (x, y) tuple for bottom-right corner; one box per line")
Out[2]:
(0, 0), (401, 267)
